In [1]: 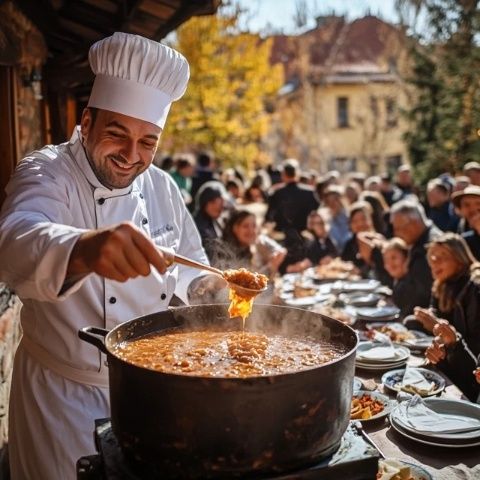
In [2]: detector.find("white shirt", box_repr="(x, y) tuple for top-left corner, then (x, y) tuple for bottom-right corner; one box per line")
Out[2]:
(0, 127), (208, 479)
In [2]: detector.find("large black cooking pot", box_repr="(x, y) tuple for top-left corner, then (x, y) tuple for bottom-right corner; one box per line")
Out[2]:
(79, 303), (358, 479)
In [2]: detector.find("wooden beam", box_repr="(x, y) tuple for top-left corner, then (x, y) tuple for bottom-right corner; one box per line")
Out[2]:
(0, 66), (18, 207)
(15, 0), (60, 39)
(153, 0), (218, 40)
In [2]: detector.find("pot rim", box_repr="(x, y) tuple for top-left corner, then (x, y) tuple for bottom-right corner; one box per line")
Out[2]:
(102, 303), (359, 381)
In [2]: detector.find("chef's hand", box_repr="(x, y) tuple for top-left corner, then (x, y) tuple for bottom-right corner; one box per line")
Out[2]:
(413, 307), (438, 333)
(67, 222), (170, 282)
(433, 320), (458, 347)
(425, 338), (446, 364)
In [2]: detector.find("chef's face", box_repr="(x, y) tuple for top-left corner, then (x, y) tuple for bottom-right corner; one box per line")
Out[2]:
(80, 108), (161, 189)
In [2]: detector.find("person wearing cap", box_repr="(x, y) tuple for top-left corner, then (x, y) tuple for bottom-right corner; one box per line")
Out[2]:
(452, 185), (480, 260)
(0, 33), (214, 479)
(395, 164), (416, 197)
(463, 161), (480, 186)
(425, 178), (459, 232)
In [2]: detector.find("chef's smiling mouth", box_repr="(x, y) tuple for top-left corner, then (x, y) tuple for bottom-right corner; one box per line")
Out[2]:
(109, 156), (137, 171)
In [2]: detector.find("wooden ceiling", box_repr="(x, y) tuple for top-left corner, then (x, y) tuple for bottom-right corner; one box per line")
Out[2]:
(15, 0), (220, 99)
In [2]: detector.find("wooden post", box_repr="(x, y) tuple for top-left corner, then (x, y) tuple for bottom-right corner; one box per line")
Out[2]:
(0, 66), (18, 208)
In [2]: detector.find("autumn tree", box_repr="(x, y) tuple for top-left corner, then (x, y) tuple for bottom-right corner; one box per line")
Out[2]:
(161, 9), (283, 171)
(397, 0), (480, 181)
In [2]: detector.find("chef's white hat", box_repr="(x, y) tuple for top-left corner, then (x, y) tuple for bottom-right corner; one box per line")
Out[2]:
(87, 32), (189, 128)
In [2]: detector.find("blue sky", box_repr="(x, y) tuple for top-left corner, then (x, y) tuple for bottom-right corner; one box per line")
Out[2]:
(236, 0), (400, 34)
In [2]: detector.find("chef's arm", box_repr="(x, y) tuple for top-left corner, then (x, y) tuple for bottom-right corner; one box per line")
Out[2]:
(67, 221), (170, 282)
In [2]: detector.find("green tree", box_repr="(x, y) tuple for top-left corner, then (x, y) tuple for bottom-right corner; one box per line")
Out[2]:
(398, 0), (480, 182)
(161, 8), (283, 171)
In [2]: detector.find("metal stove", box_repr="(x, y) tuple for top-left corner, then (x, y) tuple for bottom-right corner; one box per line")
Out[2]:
(77, 420), (380, 480)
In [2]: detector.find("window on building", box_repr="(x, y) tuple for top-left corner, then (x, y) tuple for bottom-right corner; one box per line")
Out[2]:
(387, 155), (402, 173)
(370, 96), (378, 119)
(337, 97), (349, 128)
(386, 98), (397, 128)
(329, 156), (357, 173)
(369, 156), (379, 175)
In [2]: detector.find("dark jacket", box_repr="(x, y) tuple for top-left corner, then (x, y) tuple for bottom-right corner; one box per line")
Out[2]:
(305, 236), (338, 265)
(341, 235), (370, 278)
(434, 271), (480, 402)
(266, 182), (319, 234)
(463, 230), (480, 261)
(372, 224), (442, 315)
(427, 201), (459, 232)
(193, 211), (220, 261)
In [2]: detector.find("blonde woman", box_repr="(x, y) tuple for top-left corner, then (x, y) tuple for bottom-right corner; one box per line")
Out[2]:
(420, 233), (480, 401)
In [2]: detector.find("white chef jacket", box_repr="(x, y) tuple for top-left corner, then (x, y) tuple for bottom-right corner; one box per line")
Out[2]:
(0, 127), (209, 480)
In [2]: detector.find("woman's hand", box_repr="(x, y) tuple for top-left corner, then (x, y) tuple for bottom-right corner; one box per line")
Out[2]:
(425, 338), (446, 364)
(433, 320), (458, 347)
(413, 307), (438, 333)
(269, 249), (287, 273)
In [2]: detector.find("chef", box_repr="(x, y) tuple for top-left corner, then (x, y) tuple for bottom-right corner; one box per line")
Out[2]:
(0, 32), (213, 479)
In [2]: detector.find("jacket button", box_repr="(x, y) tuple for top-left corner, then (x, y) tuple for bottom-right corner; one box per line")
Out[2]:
(160, 293), (166, 300)
(98, 198), (105, 205)
(142, 218), (148, 225)
(139, 193), (144, 199)
(109, 296), (117, 304)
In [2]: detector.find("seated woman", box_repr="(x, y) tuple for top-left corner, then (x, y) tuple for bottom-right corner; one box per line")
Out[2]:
(381, 238), (411, 318)
(304, 211), (338, 265)
(341, 201), (376, 277)
(221, 210), (287, 278)
(286, 210), (338, 273)
(419, 233), (480, 401)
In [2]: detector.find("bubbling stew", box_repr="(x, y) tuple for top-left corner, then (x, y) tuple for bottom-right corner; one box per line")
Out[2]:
(113, 330), (347, 378)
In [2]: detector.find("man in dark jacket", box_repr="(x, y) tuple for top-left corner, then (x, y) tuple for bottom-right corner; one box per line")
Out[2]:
(265, 159), (319, 234)
(363, 200), (442, 316)
(265, 159), (320, 271)
(426, 178), (459, 232)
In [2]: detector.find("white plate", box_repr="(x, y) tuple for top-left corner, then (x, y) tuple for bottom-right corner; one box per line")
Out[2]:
(390, 398), (480, 445)
(339, 292), (381, 307)
(355, 306), (400, 320)
(356, 342), (410, 363)
(366, 322), (408, 332)
(382, 368), (445, 397)
(331, 279), (380, 293)
(390, 416), (480, 448)
(350, 390), (392, 423)
(356, 360), (408, 372)
(283, 293), (332, 307)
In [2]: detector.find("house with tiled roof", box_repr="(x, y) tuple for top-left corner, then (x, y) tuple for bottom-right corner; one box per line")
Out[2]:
(264, 15), (411, 175)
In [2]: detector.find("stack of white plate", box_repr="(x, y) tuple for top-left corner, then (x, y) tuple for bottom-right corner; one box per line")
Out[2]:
(355, 341), (410, 371)
(355, 305), (401, 321)
(390, 398), (480, 448)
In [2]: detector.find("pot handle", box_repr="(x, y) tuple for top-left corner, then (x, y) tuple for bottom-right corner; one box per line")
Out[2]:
(78, 327), (109, 354)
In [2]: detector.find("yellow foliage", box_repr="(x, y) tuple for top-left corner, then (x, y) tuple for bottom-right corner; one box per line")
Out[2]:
(162, 10), (283, 171)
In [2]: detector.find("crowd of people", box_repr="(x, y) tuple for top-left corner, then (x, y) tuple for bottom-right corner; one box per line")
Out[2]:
(164, 153), (480, 403)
